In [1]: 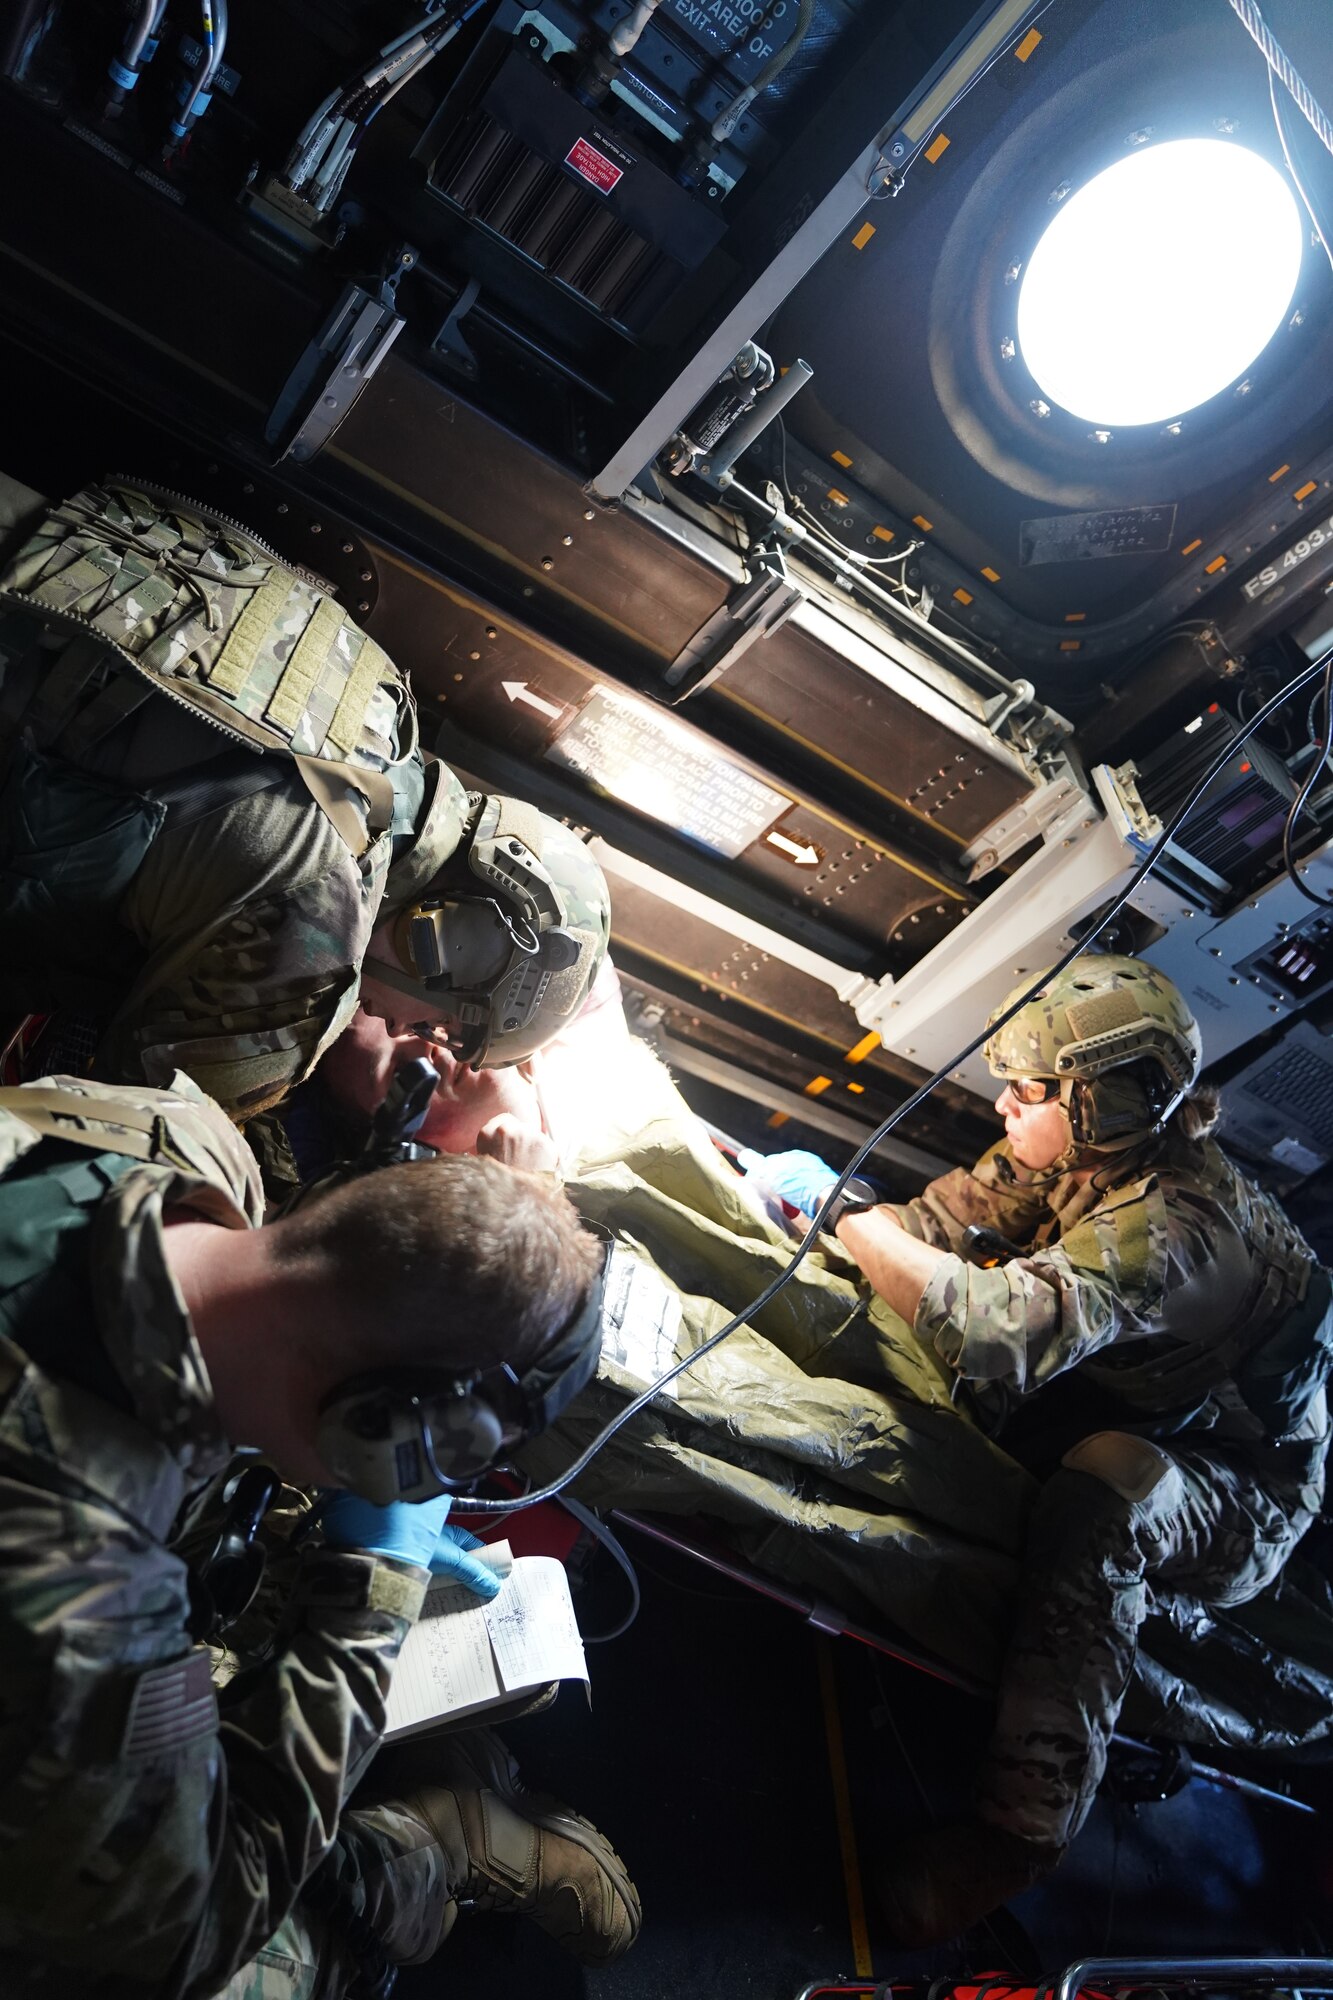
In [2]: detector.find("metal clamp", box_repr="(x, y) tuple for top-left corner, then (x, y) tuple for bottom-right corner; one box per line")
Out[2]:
(266, 244), (418, 464)
(662, 544), (802, 700)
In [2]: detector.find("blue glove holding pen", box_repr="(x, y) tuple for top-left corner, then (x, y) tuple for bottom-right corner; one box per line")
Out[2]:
(321, 1492), (502, 1599)
(736, 1147), (839, 1219)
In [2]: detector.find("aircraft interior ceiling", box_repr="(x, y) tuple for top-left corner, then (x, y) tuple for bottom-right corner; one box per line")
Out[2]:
(3, 0), (1333, 1188)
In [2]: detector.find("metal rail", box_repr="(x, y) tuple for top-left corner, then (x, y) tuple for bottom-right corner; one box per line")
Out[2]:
(1054, 1958), (1333, 2000)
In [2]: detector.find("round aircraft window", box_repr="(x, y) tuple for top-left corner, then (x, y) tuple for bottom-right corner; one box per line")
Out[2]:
(1016, 138), (1305, 427)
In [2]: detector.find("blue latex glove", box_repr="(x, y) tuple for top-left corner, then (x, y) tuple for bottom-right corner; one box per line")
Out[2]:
(429, 1523), (502, 1600)
(321, 1492), (502, 1600)
(736, 1147), (838, 1219)
(322, 1490), (454, 1568)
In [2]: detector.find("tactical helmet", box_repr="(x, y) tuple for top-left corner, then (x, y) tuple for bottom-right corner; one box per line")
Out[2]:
(985, 953), (1202, 1152)
(371, 792), (611, 1068)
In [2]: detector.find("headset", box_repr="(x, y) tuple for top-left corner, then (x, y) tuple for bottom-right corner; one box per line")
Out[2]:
(314, 1247), (609, 1504)
(375, 794), (608, 1068)
(286, 1054), (610, 1505)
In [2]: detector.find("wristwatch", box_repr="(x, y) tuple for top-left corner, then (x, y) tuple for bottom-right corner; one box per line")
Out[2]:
(823, 1176), (880, 1232)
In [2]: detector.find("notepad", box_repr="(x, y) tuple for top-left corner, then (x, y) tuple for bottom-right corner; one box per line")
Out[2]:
(383, 1543), (589, 1740)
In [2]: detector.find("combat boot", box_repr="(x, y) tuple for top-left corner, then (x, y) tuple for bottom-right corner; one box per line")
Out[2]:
(398, 1726), (641, 1965)
(874, 1817), (1063, 1947)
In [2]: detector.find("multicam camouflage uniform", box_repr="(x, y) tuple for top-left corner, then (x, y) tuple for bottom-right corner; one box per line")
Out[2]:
(0, 1075), (453, 1998)
(0, 481), (467, 1119)
(889, 1123), (1333, 1847)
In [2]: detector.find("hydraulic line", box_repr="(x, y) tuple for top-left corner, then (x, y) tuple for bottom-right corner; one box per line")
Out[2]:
(711, 0), (815, 143)
(455, 642), (1333, 1515)
(122, 0), (168, 73)
(609, 0), (665, 61)
(282, 0), (486, 210)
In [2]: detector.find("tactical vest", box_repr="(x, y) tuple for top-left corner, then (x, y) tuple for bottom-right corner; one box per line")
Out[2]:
(0, 478), (419, 852)
(1080, 1137), (1331, 1441)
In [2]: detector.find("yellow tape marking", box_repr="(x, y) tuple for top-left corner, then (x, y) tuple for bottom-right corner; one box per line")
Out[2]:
(827, 488), (850, 507)
(1205, 554), (1228, 574)
(845, 1030), (882, 1064)
(925, 132), (950, 164)
(852, 222), (876, 251)
(981, 565), (1001, 582)
(767, 1109), (791, 1130)
(817, 1638), (874, 1981)
(953, 587), (974, 606)
(1059, 638), (1082, 651)
(913, 514), (933, 532)
(1295, 480), (1318, 502)
(1269, 463), (1291, 483)
(1181, 538), (1203, 556)
(805, 1076), (833, 1097)
(846, 1080), (865, 1094)
(1015, 26), (1043, 60)
(872, 525), (896, 544)
(831, 450), (854, 469)
(1064, 611), (1086, 623)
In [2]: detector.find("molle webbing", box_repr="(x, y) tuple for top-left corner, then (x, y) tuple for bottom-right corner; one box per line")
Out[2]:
(1085, 1168), (1315, 1426)
(0, 481), (415, 778)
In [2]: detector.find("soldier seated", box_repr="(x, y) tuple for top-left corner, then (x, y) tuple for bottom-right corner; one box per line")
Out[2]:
(740, 953), (1333, 1945)
(0, 1071), (639, 1997)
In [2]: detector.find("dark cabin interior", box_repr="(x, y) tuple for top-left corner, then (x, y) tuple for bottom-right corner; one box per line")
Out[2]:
(4, 0), (1333, 1987)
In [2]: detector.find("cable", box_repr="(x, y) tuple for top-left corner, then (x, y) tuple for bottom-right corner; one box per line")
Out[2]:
(1268, 64), (1333, 278)
(453, 643), (1333, 1516)
(1282, 646), (1333, 907)
(710, 0), (816, 144)
(281, 0), (487, 212)
(1225, 0), (1333, 161)
(557, 1495), (641, 1642)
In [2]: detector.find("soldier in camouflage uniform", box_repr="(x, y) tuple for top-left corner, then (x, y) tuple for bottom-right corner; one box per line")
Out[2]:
(0, 1072), (639, 1996)
(0, 478), (610, 1120)
(743, 954), (1333, 1944)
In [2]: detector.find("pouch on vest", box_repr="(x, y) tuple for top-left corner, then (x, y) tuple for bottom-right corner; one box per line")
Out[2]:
(1233, 1265), (1333, 1441)
(0, 737), (161, 1015)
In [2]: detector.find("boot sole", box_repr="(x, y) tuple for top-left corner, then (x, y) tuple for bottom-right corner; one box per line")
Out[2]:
(435, 1726), (642, 1950)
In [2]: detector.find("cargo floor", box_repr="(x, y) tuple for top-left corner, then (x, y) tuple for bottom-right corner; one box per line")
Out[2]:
(396, 1525), (1331, 1998)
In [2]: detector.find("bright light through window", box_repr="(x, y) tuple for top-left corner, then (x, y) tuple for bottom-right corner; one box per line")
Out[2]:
(1016, 139), (1305, 427)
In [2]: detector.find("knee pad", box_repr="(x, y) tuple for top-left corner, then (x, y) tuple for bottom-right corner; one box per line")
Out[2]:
(1061, 1430), (1173, 1504)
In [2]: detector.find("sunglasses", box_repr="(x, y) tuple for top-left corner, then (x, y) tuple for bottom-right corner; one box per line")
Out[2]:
(1004, 1076), (1062, 1106)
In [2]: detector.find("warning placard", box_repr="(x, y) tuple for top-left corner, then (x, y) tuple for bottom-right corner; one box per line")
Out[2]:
(565, 136), (624, 195)
(547, 687), (791, 859)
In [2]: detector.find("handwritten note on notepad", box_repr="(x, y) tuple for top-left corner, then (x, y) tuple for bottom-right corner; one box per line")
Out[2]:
(383, 1549), (589, 1741)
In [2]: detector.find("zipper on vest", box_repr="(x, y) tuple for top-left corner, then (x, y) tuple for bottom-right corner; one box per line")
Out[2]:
(103, 476), (336, 593)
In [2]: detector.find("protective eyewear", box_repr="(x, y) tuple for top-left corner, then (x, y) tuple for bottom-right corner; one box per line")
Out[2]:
(1004, 1075), (1062, 1106)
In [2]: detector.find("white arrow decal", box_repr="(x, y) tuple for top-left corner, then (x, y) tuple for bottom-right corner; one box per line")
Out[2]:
(502, 680), (564, 722)
(766, 830), (822, 867)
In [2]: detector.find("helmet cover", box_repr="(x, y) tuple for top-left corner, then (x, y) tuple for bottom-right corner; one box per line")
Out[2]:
(383, 794), (610, 1067)
(985, 953), (1202, 1145)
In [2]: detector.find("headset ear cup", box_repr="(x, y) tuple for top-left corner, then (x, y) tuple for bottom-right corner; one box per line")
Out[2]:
(315, 1379), (511, 1503)
(425, 1394), (507, 1485)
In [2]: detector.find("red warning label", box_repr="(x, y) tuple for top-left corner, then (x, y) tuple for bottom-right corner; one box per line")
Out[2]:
(565, 135), (624, 195)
